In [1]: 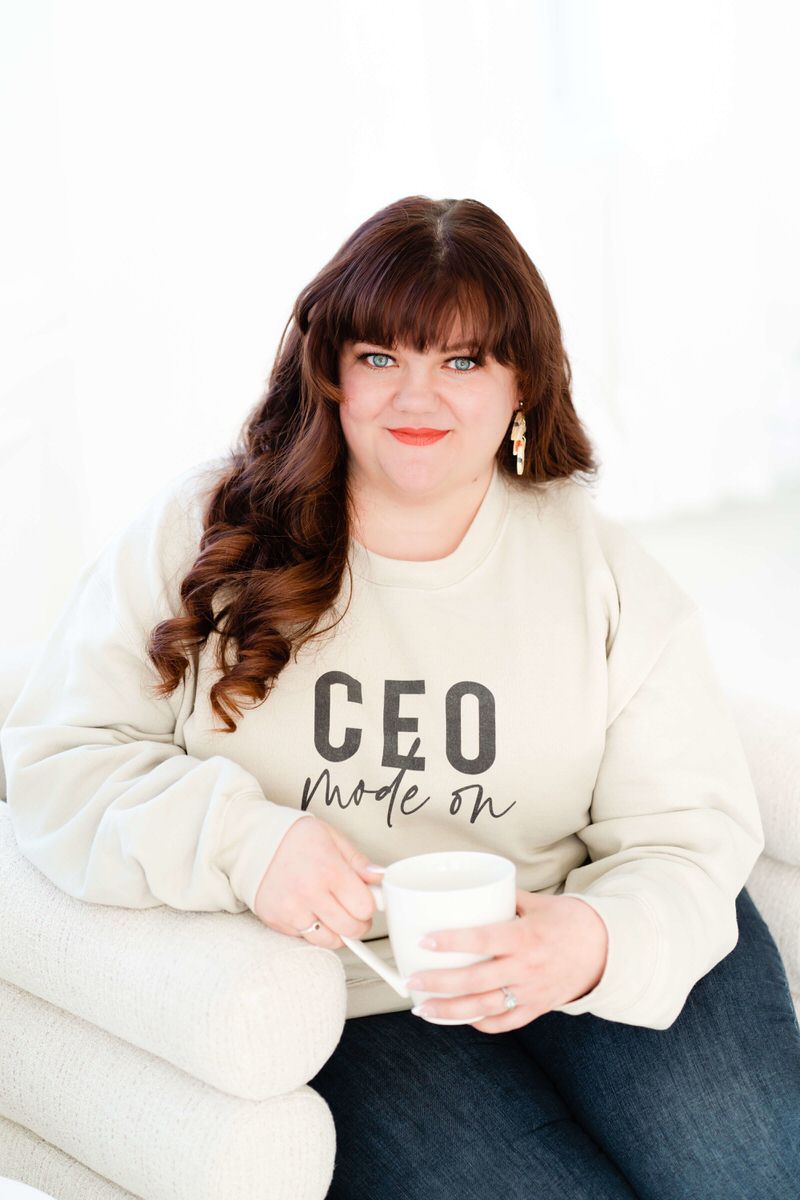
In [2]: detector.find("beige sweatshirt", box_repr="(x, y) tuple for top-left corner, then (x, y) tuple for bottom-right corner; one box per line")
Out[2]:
(0, 455), (765, 1028)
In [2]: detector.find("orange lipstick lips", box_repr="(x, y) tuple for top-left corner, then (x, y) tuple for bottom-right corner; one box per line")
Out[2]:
(389, 429), (450, 446)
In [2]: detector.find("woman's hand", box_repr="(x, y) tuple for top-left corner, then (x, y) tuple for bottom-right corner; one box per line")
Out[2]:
(252, 815), (380, 948)
(405, 889), (609, 1031)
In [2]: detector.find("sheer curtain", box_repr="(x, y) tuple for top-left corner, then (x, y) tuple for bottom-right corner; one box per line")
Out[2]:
(2, 0), (798, 644)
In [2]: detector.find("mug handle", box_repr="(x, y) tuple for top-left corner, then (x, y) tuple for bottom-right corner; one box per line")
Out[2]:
(339, 882), (411, 998)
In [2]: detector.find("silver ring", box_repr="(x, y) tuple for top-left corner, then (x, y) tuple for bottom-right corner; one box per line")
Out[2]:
(297, 920), (322, 935)
(501, 985), (518, 1010)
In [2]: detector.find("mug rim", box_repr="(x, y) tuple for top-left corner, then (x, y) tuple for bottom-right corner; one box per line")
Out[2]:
(381, 850), (515, 893)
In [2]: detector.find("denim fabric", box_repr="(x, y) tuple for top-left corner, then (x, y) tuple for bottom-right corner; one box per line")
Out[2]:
(308, 887), (800, 1199)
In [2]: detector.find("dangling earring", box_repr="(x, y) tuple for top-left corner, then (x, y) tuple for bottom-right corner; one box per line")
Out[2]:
(510, 401), (526, 476)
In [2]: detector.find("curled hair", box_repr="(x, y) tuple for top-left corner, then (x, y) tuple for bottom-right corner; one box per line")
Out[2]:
(145, 195), (600, 732)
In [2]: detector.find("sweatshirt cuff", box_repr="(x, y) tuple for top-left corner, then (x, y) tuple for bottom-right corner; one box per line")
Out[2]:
(550, 891), (660, 1019)
(215, 792), (315, 913)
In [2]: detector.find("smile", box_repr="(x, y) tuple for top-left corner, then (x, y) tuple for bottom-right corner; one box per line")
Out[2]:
(388, 429), (451, 446)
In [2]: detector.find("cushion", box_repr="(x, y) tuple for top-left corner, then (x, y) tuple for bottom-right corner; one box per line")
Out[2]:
(0, 978), (335, 1200)
(728, 692), (800, 867)
(0, 806), (346, 1101)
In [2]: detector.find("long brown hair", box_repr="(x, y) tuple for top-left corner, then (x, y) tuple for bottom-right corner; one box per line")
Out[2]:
(145, 195), (600, 732)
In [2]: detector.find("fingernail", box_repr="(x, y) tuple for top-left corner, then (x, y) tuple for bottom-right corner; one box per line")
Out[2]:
(365, 864), (385, 873)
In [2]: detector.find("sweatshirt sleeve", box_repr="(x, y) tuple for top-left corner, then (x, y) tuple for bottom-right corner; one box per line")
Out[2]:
(0, 460), (313, 914)
(551, 514), (765, 1030)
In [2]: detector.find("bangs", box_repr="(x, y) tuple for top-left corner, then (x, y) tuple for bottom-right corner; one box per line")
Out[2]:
(331, 271), (517, 366)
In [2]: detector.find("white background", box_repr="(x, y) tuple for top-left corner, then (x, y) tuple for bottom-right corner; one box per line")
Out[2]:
(2, 0), (799, 685)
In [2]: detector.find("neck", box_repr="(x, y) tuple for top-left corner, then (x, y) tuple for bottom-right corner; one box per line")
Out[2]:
(348, 465), (496, 562)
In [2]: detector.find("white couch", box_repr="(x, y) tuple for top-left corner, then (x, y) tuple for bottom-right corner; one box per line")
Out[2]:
(0, 646), (798, 1200)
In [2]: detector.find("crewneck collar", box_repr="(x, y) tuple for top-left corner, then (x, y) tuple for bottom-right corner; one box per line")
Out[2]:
(348, 462), (510, 590)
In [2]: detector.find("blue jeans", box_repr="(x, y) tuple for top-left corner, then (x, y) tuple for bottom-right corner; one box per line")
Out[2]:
(308, 887), (800, 1198)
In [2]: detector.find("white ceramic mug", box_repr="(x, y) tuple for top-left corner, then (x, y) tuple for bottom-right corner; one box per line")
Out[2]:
(341, 850), (518, 1025)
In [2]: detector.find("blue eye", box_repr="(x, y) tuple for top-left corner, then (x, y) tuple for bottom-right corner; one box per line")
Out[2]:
(357, 352), (478, 373)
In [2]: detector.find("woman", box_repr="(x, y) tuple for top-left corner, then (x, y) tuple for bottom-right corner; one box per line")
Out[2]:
(3, 196), (799, 1198)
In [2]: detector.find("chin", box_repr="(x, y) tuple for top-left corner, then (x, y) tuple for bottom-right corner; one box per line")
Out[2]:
(382, 464), (454, 493)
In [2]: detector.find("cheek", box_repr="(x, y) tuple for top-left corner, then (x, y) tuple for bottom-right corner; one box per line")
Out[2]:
(337, 369), (363, 413)
(338, 388), (383, 430)
(457, 396), (509, 433)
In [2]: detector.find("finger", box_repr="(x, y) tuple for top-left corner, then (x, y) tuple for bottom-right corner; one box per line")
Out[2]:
(332, 867), (381, 925)
(305, 886), (376, 943)
(287, 883), (371, 946)
(421, 914), (523, 959)
(407, 955), (513, 993)
(407, 931), (537, 998)
(326, 825), (376, 883)
(325, 832), (382, 923)
(469, 1008), (532, 1032)
(293, 919), (341, 948)
(416, 988), (528, 1023)
(269, 909), (341, 948)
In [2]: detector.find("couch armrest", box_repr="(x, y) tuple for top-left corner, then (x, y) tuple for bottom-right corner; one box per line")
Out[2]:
(0, 977), (335, 1200)
(0, 642), (44, 802)
(728, 693), (800, 868)
(0, 806), (346, 1101)
(744, 853), (800, 1010)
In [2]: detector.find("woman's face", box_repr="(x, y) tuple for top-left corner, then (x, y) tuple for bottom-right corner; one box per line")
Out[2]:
(337, 327), (521, 498)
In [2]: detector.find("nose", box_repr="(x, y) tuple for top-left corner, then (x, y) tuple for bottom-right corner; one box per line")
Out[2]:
(392, 369), (447, 414)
